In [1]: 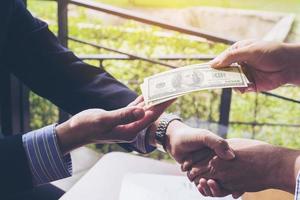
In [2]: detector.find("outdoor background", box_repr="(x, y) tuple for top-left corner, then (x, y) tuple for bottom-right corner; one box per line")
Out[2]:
(27, 0), (300, 159)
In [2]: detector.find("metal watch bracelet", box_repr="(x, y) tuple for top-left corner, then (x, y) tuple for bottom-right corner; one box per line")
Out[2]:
(155, 114), (182, 152)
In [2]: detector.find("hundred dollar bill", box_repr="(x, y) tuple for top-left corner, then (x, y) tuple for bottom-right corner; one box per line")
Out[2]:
(141, 63), (249, 106)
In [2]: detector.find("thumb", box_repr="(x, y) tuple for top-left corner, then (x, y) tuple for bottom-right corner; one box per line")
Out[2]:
(203, 133), (235, 160)
(210, 47), (251, 68)
(106, 107), (145, 127)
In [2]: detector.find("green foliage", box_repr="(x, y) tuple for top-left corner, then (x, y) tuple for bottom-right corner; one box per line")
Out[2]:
(29, 92), (59, 130)
(98, 0), (300, 13)
(27, 0), (300, 158)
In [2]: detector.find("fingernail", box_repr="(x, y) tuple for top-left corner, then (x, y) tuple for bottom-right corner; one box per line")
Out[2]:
(133, 108), (144, 119)
(225, 149), (235, 159)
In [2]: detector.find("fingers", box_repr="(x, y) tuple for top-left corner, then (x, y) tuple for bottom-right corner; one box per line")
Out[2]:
(207, 179), (222, 197)
(182, 133), (234, 171)
(198, 178), (213, 197)
(210, 40), (257, 68)
(197, 180), (244, 199)
(110, 99), (175, 142)
(107, 106), (145, 126)
(233, 65), (257, 94)
(202, 133), (235, 160)
(118, 97), (175, 128)
(231, 39), (257, 50)
(207, 179), (231, 197)
(187, 160), (211, 181)
(211, 47), (251, 68)
(197, 179), (233, 198)
(197, 186), (207, 197)
(234, 84), (256, 94)
(137, 101), (146, 108)
(127, 96), (144, 107)
(145, 98), (176, 113)
(181, 148), (213, 171)
(141, 99), (176, 126)
(137, 98), (176, 127)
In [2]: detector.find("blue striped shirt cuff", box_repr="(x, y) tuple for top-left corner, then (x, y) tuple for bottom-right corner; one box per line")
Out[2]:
(22, 124), (72, 185)
(295, 171), (300, 200)
(129, 128), (156, 154)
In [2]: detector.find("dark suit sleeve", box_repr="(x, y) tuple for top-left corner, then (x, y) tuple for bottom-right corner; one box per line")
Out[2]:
(0, 135), (33, 198)
(3, 0), (138, 115)
(4, 1), (139, 153)
(0, 0), (139, 196)
(0, 0), (35, 197)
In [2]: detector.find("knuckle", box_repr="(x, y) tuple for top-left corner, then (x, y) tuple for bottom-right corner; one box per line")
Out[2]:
(202, 131), (211, 144)
(119, 110), (128, 121)
(182, 160), (192, 171)
(209, 165), (216, 177)
(208, 156), (220, 177)
(188, 169), (197, 180)
(216, 138), (228, 149)
(209, 156), (219, 166)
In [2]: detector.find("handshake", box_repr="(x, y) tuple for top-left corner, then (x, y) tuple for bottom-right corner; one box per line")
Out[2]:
(56, 94), (299, 199)
(56, 40), (300, 198)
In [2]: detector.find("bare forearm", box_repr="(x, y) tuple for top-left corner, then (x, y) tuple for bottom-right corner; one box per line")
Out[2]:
(269, 146), (300, 193)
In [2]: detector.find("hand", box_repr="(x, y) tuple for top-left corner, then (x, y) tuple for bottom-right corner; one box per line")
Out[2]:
(164, 120), (235, 166)
(185, 139), (300, 198)
(210, 40), (300, 92)
(56, 96), (173, 155)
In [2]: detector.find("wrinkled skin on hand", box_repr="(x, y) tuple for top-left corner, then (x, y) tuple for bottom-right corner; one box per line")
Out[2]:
(166, 123), (235, 165)
(184, 139), (288, 198)
(211, 40), (300, 92)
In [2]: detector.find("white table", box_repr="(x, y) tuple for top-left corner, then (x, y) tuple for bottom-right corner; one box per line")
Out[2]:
(60, 152), (184, 200)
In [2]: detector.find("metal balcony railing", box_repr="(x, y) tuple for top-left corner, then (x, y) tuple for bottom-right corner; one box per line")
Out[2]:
(1, 0), (299, 138)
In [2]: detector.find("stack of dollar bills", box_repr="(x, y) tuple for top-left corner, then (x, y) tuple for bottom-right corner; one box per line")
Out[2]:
(141, 63), (249, 106)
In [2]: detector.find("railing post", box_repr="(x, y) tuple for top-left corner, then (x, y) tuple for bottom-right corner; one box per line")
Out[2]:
(218, 88), (232, 138)
(21, 85), (30, 132)
(0, 0), (30, 136)
(58, 0), (68, 47)
(0, 71), (30, 135)
(58, 0), (70, 123)
(99, 60), (104, 68)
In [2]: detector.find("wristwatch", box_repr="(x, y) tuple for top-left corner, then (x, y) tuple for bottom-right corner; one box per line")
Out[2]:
(155, 114), (182, 152)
